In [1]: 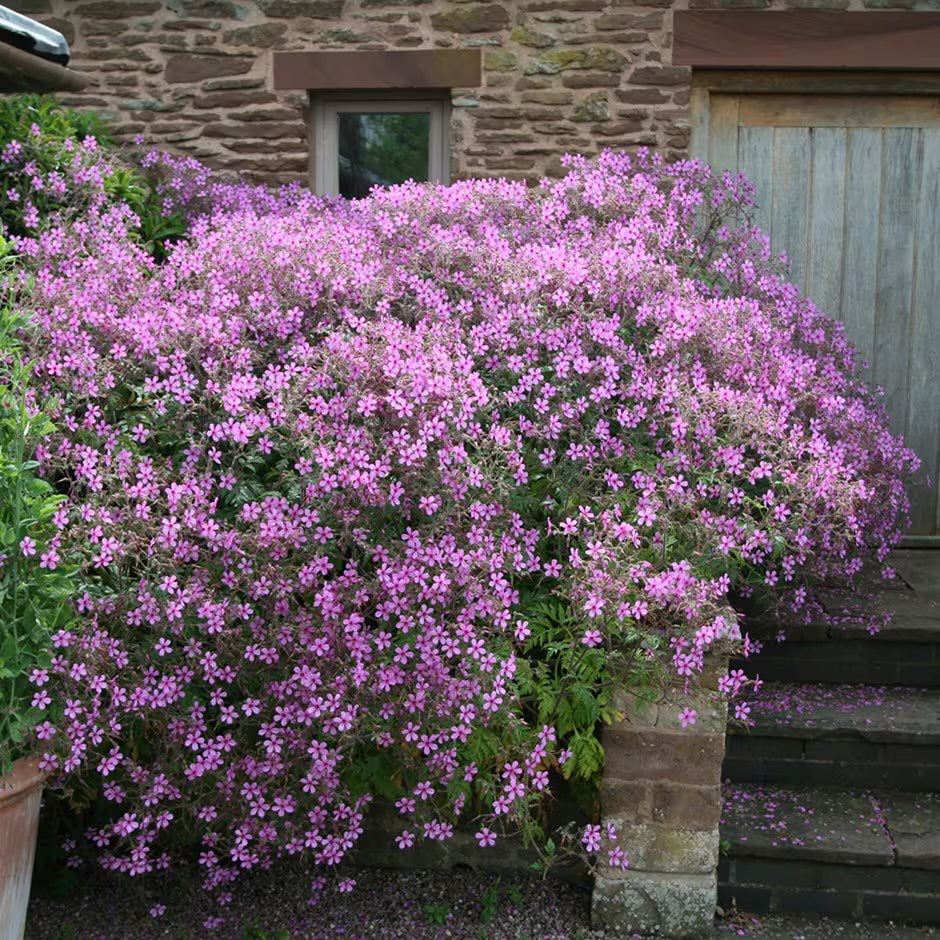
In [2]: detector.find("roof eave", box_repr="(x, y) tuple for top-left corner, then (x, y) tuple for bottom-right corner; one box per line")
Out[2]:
(0, 39), (89, 93)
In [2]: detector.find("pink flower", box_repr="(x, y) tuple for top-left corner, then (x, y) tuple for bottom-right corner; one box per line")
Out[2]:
(475, 828), (496, 847)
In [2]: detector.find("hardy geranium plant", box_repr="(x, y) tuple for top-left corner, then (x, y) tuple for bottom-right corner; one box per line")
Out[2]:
(9, 145), (916, 915)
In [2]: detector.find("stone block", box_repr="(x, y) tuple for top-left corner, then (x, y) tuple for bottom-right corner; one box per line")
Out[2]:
(594, 12), (663, 29)
(167, 0), (247, 13)
(629, 65), (691, 86)
(607, 821), (719, 874)
(605, 778), (722, 830)
(526, 46), (628, 74)
(74, 1), (161, 16)
(572, 91), (610, 122)
(484, 50), (518, 72)
(524, 0), (607, 9)
(431, 5), (510, 33)
(203, 122), (304, 138)
(520, 89), (574, 104)
(510, 26), (556, 48)
(193, 90), (277, 108)
(165, 54), (253, 83)
(254, 0), (345, 15)
(603, 727), (726, 787)
(222, 24), (289, 46)
(561, 72), (622, 88)
(592, 870), (716, 939)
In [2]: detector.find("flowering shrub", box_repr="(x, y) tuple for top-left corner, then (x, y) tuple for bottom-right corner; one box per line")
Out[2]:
(11, 143), (916, 912)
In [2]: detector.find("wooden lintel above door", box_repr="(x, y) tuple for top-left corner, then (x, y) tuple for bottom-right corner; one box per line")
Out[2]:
(674, 12), (940, 71)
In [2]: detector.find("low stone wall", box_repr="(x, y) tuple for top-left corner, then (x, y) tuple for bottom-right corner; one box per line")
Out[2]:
(592, 668), (728, 939)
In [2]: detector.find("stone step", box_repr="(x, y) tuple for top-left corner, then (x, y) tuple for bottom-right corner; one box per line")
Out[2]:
(724, 683), (940, 791)
(734, 589), (940, 686)
(719, 784), (940, 923)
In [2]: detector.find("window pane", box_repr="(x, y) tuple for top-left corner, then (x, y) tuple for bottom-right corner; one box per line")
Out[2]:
(337, 112), (430, 198)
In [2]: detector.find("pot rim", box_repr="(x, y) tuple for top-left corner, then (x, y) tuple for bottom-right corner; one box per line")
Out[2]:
(0, 754), (46, 808)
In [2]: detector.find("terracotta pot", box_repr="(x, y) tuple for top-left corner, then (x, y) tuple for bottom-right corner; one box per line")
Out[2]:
(0, 756), (44, 940)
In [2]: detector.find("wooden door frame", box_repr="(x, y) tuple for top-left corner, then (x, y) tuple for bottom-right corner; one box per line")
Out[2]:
(690, 70), (940, 164)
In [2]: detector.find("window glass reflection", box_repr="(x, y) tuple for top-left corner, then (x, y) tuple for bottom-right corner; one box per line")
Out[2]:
(338, 112), (430, 198)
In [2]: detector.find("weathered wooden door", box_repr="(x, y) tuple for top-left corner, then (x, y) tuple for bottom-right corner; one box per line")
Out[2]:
(693, 84), (940, 536)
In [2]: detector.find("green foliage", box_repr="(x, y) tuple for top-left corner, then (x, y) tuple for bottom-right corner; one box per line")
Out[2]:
(480, 882), (501, 924)
(0, 95), (188, 261)
(0, 93), (114, 150)
(423, 903), (451, 926)
(241, 926), (291, 940)
(0, 244), (77, 772)
(514, 596), (665, 812)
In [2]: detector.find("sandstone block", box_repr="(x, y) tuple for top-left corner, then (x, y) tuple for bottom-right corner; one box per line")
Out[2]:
(690, 0), (771, 6)
(615, 87), (669, 104)
(231, 107), (301, 121)
(520, 89), (574, 104)
(629, 65), (690, 86)
(202, 77), (265, 90)
(602, 727), (726, 786)
(524, 0), (606, 10)
(193, 90), (277, 108)
(431, 5), (510, 33)
(592, 870), (716, 939)
(526, 46), (628, 75)
(594, 12), (662, 29)
(606, 821), (718, 874)
(202, 121), (304, 138)
(484, 50), (518, 72)
(573, 91), (610, 122)
(509, 26), (556, 48)
(602, 779), (722, 830)
(165, 54), (253, 83)
(222, 24), (288, 46)
(561, 71), (621, 88)
(254, 0), (345, 14)
(167, 0), (246, 13)
(74, 1), (161, 16)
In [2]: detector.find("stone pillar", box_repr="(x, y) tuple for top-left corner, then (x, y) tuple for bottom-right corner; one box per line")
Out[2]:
(591, 668), (727, 939)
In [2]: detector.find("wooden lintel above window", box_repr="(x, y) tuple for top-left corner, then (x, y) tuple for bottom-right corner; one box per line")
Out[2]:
(273, 49), (482, 90)
(674, 12), (940, 70)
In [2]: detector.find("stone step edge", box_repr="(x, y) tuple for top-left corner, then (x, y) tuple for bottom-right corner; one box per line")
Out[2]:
(725, 682), (940, 745)
(720, 784), (940, 871)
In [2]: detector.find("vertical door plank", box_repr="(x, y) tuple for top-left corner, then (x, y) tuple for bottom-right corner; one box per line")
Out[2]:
(907, 128), (940, 535)
(707, 94), (740, 176)
(738, 124), (774, 238)
(771, 126), (811, 291)
(841, 128), (882, 379)
(689, 86), (710, 163)
(806, 127), (847, 319)
(873, 127), (920, 442)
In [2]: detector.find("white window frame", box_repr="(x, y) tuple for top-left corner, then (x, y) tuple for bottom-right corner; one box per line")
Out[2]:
(310, 90), (450, 197)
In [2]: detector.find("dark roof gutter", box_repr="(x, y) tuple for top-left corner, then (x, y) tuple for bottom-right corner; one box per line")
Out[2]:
(0, 37), (88, 93)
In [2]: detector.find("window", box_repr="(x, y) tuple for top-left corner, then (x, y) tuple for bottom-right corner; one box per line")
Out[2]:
(312, 91), (449, 198)
(272, 49), (481, 197)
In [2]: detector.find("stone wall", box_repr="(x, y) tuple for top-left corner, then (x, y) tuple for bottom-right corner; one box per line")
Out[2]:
(12, 0), (887, 186)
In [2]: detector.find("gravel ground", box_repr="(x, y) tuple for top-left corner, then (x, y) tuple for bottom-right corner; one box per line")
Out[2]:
(25, 864), (940, 940)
